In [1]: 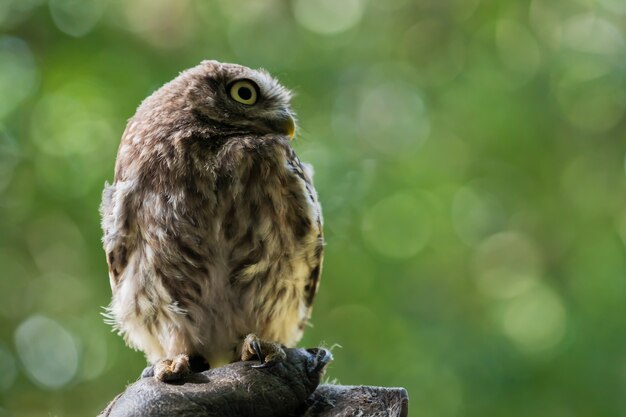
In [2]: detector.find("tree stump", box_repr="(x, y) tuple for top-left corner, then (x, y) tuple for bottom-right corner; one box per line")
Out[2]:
(99, 347), (409, 417)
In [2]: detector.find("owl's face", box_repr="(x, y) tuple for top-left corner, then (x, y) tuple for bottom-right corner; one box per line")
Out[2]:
(185, 60), (296, 139)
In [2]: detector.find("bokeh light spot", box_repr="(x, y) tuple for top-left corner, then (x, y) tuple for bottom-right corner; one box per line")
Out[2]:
(33, 151), (112, 197)
(561, 14), (624, 55)
(403, 20), (466, 86)
(495, 20), (541, 83)
(332, 64), (430, 156)
(49, 0), (108, 37)
(26, 212), (86, 275)
(451, 185), (505, 246)
(228, 17), (300, 69)
(0, 0), (45, 29)
(214, 0), (277, 24)
(501, 285), (567, 354)
(472, 232), (542, 299)
(0, 36), (37, 119)
(357, 80), (430, 154)
(556, 80), (625, 133)
(15, 315), (79, 389)
(78, 331), (108, 381)
(362, 193), (431, 260)
(28, 273), (91, 314)
(529, 0), (563, 49)
(557, 59), (615, 86)
(30, 90), (115, 157)
(292, 0), (364, 35)
(120, 0), (194, 48)
(598, 0), (626, 15)
(73, 317), (109, 381)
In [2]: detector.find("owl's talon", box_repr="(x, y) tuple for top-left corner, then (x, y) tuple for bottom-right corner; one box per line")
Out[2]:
(251, 359), (278, 369)
(250, 339), (265, 367)
(241, 334), (286, 368)
(153, 354), (191, 382)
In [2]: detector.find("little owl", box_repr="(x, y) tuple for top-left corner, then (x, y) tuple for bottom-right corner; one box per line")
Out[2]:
(100, 60), (323, 381)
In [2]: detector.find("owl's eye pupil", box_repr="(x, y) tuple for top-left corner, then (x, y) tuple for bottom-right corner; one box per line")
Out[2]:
(238, 87), (252, 100)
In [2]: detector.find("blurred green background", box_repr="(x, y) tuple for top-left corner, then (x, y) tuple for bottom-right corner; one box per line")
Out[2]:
(1, 0), (626, 415)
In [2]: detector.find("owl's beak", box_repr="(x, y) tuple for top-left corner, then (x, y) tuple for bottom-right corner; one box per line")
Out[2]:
(284, 115), (296, 140)
(269, 113), (296, 140)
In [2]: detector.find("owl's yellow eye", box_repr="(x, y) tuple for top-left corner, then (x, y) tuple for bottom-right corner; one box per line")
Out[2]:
(229, 80), (258, 105)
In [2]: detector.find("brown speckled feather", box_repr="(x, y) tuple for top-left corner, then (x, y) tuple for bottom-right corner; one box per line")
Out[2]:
(100, 60), (323, 368)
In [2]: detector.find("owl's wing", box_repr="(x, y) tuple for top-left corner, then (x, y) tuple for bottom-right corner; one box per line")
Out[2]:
(291, 156), (324, 312)
(100, 180), (138, 291)
(303, 237), (323, 309)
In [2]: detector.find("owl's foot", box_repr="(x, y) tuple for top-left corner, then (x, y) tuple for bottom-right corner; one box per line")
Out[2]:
(241, 334), (286, 369)
(153, 354), (191, 382)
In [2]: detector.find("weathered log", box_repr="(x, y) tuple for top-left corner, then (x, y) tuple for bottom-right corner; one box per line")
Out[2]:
(99, 347), (408, 417)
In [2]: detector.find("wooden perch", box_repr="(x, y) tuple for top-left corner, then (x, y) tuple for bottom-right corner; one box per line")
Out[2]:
(99, 347), (409, 417)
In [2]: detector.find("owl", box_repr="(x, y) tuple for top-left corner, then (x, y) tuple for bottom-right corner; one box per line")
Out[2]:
(100, 60), (324, 381)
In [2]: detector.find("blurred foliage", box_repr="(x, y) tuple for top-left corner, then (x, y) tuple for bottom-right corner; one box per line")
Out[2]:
(1, 0), (626, 415)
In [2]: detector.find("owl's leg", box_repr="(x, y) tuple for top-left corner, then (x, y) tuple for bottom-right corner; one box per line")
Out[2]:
(152, 354), (191, 382)
(241, 333), (286, 368)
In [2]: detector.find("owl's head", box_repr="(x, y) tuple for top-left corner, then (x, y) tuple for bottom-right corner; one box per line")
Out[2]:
(181, 60), (296, 139)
